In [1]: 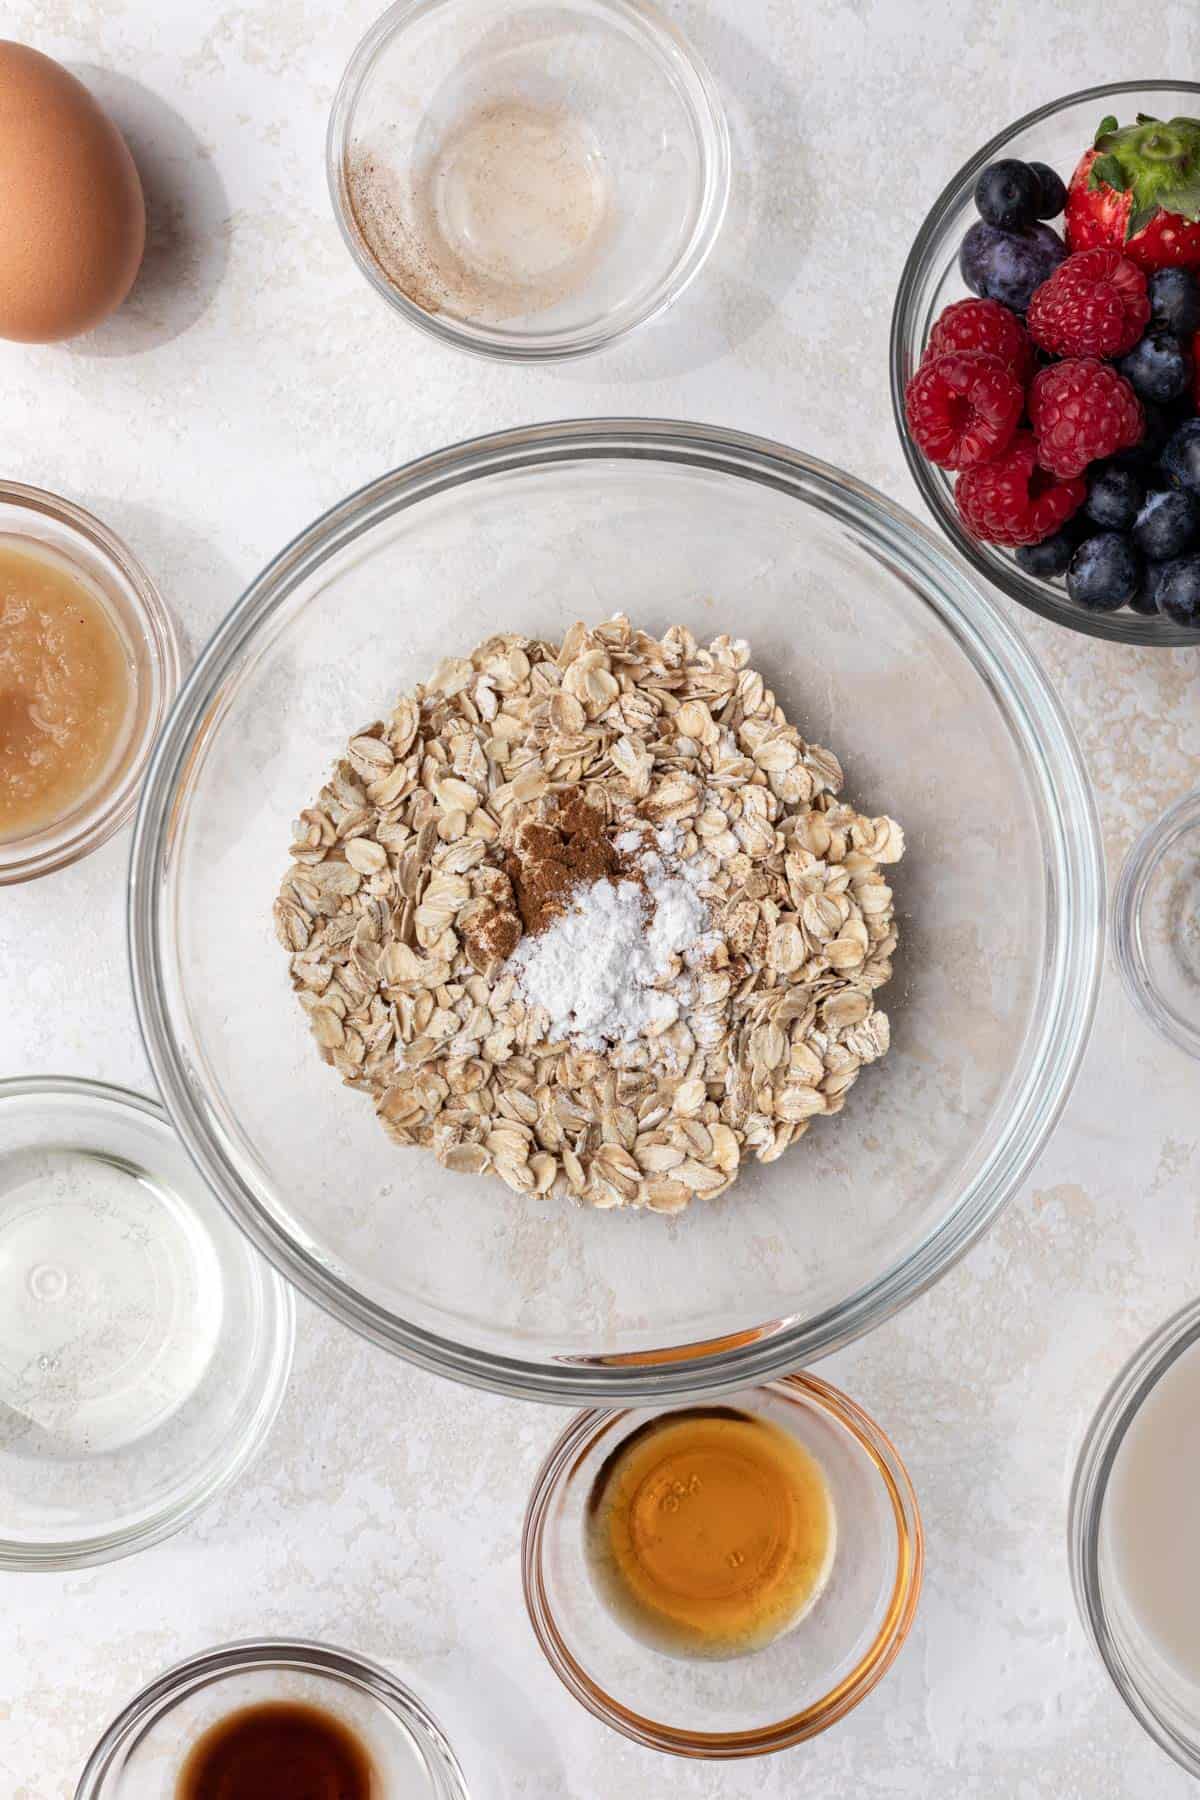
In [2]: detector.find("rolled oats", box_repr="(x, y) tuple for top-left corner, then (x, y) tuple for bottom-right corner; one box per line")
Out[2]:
(275, 616), (904, 1212)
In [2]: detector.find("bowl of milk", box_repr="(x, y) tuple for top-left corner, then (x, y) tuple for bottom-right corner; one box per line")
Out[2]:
(1071, 1297), (1200, 1776)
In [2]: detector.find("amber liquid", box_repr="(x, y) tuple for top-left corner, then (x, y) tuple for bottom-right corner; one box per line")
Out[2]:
(176, 1702), (375, 1800)
(586, 1408), (835, 1660)
(0, 538), (132, 841)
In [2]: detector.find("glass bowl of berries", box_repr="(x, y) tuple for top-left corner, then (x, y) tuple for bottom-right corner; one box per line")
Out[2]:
(891, 82), (1200, 644)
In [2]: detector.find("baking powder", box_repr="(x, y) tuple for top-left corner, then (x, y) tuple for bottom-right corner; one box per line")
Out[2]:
(508, 832), (709, 1048)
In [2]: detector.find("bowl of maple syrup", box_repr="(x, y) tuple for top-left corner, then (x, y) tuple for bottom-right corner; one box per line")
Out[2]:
(522, 1374), (923, 1757)
(74, 1639), (470, 1800)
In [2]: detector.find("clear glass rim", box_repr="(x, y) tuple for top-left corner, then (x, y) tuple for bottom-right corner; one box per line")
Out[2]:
(127, 417), (1104, 1405)
(1069, 1295), (1200, 1776)
(72, 1637), (471, 1800)
(0, 1074), (295, 1573)
(325, 0), (732, 363)
(888, 78), (1200, 647)
(520, 1372), (924, 1758)
(0, 480), (181, 884)
(1112, 788), (1200, 1062)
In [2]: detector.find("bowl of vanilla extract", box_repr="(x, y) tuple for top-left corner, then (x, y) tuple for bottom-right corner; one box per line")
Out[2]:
(74, 1640), (469, 1800)
(522, 1376), (923, 1758)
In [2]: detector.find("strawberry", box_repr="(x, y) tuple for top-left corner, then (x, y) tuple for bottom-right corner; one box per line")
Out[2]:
(1066, 114), (1200, 271)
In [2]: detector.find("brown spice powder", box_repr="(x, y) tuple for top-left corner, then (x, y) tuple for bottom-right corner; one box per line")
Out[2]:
(504, 790), (622, 937)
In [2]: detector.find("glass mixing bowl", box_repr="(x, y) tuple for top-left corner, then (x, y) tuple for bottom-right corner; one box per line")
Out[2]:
(890, 81), (1200, 647)
(128, 421), (1103, 1403)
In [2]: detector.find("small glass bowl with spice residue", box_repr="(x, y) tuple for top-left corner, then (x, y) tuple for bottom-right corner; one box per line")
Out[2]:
(522, 1374), (923, 1757)
(74, 1640), (471, 1800)
(0, 481), (179, 885)
(327, 0), (730, 361)
(1112, 790), (1200, 1062)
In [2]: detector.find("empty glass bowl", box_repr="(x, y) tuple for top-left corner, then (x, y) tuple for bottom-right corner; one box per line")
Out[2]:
(1113, 790), (1200, 1061)
(128, 421), (1103, 1403)
(890, 81), (1200, 646)
(327, 0), (730, 359)
(0, 1077), (293, 1570)
(0, 481), (179, 884)
(522, 1375), (923, 1756)
(74, 1639), (470, 1798)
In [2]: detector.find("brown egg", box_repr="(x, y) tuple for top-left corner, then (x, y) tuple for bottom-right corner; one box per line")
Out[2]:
(0, 42), (145, 343)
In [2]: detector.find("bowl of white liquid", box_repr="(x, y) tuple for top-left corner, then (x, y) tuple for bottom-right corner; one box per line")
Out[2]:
(1071, 1297), (1200, 1775)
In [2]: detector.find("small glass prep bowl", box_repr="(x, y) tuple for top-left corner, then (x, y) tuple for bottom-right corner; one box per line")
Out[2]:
(128, 420), (1103, 1404)
(890, 81), (1200, 647)
(0, 1077), (294, 1570)
(74, 1639), (469, 1799)
(522, 1375), (922, 1757)
(327, 0), (730, 360)
(1113, 790), (1200, 1061)
(1070, 1297), (1200, 1778)
(0, 482), (180, 884)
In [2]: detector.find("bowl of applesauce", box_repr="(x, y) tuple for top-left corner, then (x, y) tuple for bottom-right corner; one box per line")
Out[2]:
(0, 481), (179, 884)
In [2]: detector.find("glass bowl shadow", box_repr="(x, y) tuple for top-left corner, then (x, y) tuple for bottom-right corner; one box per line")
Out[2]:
(890, 80), (1200, 647)
(128, 419), (1104, 1405)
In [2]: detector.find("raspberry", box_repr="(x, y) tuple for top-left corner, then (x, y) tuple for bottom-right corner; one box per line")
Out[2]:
(1027, 249), (1150, 357)
(1029, 358), (1144, 478)
(925, 297), (1034, 380)
(955, 431), (1086, 546)
(904, 350), (1023, 469)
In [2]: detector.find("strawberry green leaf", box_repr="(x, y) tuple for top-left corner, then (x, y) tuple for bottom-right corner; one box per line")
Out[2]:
(1128, 200), (1160, 236)
(1090, 153), (1130, 192)
(1095, 114), (1119, 145)
(1135, 113), (1162, 126)
(1158, 177), (1200, 222)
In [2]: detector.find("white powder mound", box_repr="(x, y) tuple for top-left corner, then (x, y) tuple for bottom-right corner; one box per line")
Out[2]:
(508, 841), (709, 1048)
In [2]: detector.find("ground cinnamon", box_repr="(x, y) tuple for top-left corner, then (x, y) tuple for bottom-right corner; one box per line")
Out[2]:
(505, 790), (622, 936)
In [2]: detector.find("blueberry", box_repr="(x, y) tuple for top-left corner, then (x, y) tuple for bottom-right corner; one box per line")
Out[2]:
(1111, 401), (1180, 470)
(1137, 558), (1180, 613)
(1162, 418), (1200, 495)
(1085, 465), (1144, 531)
(1132, 487), (1200, 560)
(1015, 527), (1078, 578)
(959, 220), (1067, 313)
(974, 159), (1042, 230)
(1029, 161), (1067, 219)
(1066, 533), (1144, 611)
(1128, 572), (1164, 614)
(1155, 554), (1200, 626)
(1147, 267), (1200, 338)
(1118, 332), (1193, 405)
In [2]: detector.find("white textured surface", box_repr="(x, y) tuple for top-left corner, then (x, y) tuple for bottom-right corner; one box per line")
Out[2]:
(1, 2), (1199, 1795)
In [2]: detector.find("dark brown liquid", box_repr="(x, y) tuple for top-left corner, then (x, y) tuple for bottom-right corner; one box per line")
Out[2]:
(176, 1702), (374, 1800)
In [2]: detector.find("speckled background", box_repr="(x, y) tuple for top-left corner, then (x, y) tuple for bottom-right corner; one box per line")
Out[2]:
(2, 1), (1199, 1795)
